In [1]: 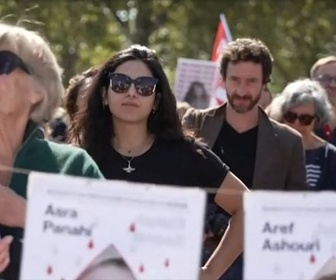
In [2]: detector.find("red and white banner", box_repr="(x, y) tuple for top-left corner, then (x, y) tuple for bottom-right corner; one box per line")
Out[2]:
(209, 14), (233, 107)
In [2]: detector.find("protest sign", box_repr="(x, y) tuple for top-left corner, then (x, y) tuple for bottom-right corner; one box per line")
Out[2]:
(174, 58), (216, 109)
(244, 191), (336, 280)
(21, 172), (206, 280)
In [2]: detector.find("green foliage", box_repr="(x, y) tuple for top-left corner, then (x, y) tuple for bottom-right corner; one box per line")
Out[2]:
(0, 0), (335, 94)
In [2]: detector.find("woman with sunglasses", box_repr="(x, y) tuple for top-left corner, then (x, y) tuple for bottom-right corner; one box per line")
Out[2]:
(266, 78), (336, 190)
(69, 45), (249, 280)
(0, 23), (104, 279)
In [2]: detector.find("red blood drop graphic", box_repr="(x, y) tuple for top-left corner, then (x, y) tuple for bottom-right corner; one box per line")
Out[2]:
(88, 240), (94, 249)
(310, 254), (316, 263)
(129, 223), (136, 232)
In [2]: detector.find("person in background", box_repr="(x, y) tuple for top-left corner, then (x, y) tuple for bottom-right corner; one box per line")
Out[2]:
(258, 85), (272, 109)
(65, 66), (99, 121)
(47, 107), (68, 143)
(310, 56), (336, 145)
(69, 44), (250, 280)
(267, 78), (336, 190)
(176, 101), (192, 120)
(0, 22), (103, 279)
(182, 38), (307, 280)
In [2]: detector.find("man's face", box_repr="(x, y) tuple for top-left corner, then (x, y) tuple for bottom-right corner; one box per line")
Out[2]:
(224, 61), (264, 114)
(314, 62), (336, 107)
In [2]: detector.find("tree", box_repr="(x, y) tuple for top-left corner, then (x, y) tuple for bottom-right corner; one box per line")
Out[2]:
(1, 0), (335, 93)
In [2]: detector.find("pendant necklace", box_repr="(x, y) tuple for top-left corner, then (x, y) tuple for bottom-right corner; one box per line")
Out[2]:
(122, 156), (136, 173)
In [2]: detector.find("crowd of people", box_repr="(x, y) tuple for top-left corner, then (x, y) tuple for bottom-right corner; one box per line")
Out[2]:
(0, 20), (335, 280)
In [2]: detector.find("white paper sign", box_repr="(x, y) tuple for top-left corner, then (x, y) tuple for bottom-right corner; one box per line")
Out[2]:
(244, 191), (336, 280)
(21, 172), (206, 280)
(174, 58), (217, 109)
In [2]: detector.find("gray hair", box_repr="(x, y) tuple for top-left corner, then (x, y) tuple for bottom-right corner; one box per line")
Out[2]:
(0, 23), (64, 123)
(267, 79), (333, 128)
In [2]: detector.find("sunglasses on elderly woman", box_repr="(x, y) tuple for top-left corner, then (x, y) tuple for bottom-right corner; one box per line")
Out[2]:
(0, 50), (32, 75)
(283, 111), (316, 126)
(108, 73), (158, 96)
(316, 74), (336, 86)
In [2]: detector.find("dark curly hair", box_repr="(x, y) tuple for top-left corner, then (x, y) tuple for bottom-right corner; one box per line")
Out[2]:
(65, 67), (99, 121)
(220, 38), (273, 84)
(69, 45), (186, 170)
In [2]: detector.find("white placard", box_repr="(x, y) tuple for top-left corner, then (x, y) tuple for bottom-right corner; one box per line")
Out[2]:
(21, 172), (206, 280)
(174, 58), (217, 109)
(244, 191), (336, 280)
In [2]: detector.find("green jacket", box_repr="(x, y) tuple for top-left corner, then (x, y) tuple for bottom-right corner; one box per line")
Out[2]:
(1, 121), (104, 279)
(10, 121), (103, 197)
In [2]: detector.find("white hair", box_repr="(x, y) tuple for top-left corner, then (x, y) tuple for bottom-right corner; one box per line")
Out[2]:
(267, 78), (333, 128)
(0, 23), (64, 123)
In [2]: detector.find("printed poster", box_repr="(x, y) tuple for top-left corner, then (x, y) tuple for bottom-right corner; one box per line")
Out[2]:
(21, 172), (206, 280)
(174, 58), (217, 109)
(244, 191), (336, 280)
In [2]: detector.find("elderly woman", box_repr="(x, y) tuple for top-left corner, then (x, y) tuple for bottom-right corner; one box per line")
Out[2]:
(0, 23), (103, 279)
(267, 78), (336, 190)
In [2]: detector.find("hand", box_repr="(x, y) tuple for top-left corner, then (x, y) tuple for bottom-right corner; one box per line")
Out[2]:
(0, 236), (13, 273)
(0, 185), (26, 227)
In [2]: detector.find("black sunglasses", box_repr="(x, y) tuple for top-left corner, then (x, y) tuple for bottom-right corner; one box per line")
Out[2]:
(108, 73), (158, 96)
(316, 74), (336, 86)
(0, 50), (32, 75)
(283, 111), (316, 126)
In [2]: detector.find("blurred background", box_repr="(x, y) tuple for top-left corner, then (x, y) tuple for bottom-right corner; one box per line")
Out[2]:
(1, 0), (335, 94)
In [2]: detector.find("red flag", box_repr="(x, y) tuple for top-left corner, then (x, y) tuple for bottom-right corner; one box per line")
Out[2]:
(210, 14), (232, 106)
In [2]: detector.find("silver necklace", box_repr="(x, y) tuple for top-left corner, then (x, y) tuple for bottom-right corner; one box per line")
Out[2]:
(122, 156), (136, 173)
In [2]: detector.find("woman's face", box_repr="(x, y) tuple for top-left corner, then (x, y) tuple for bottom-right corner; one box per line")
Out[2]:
(0, 50), (43, 119)
(104, 60), (158, 124)
(283, 102), (317, 137)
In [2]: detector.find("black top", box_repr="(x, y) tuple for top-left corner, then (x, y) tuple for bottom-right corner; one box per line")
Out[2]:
(212, 122), (258, 188)
(100, 137), (230, 239)
(102, 138), (228, 191)
(206, 122), (258, 242)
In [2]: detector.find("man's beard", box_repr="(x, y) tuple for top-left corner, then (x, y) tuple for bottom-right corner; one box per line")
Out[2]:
(227, 91), (261, 114)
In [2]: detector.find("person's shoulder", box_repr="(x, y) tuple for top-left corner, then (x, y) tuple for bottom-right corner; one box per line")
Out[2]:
(270, 118), (302, 141)
(323, 143), (336, 175)
(159, 137), (209, 154)
(183, 106), (220, 119)
(325, 142), (336, 154)
(47, 140), (86, 158)
(175, 137), (216, 159)
(182, 105), (223, 131)
(46, 141), (104, 179)
(180, 137), (229, 176)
